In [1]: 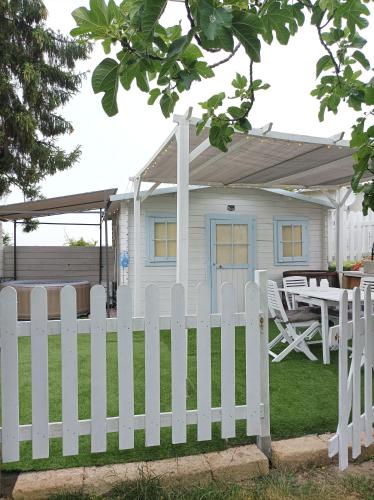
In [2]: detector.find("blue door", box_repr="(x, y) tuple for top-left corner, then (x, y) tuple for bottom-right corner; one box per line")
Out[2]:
(209, 216), (256, 312)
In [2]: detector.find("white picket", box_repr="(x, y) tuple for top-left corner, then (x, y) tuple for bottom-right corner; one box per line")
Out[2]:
(171, 283), (187, 444)
(117, 285), (134, 449)
(221, 282), (236, 439)
(364, 286), (373, 447)
(145, 284), (160, 446)
(61, 286), (79, 456)
(31, 287), (49, 459)
(245, 282), (261, 436)
(90, 285), (107, 453)
(337, 290), (349, 470)
(352, 287), (362, 459)
(0, 287), (19, 462)
(196, 282), (211, 441)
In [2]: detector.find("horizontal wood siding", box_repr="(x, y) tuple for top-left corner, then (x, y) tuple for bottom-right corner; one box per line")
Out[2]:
(119, 188), (328, 315)
(3, 246), (114, 284)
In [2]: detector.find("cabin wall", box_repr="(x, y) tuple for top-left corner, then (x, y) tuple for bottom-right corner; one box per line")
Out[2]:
(118, 188), (328, 315)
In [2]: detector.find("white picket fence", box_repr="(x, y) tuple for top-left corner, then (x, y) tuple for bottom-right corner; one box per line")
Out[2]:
(329, 287), (374, 470)
(0, 271), (270, 463)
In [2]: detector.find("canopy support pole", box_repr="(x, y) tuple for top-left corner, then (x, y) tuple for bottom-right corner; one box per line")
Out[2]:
(134, 177), (142, 315)
(99, 209), (103, 283)
(174, 108), (191, 306)
(104, 206), (110, 314)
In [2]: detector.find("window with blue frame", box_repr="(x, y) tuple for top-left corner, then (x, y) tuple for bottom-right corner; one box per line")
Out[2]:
(146, 215), (177, 265)
(274, 218), (308, 265)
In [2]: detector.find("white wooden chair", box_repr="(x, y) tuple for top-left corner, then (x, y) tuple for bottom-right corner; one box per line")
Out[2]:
(268, 280), (321, 362)
(360, 276), (374, 292)
(282, 276), (308, 309)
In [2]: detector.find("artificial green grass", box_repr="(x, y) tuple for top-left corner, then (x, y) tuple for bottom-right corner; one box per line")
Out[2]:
(2, 322), (340, 472)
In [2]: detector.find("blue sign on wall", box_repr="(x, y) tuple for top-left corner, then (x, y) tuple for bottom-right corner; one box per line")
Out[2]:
(120, 250), (129, 269)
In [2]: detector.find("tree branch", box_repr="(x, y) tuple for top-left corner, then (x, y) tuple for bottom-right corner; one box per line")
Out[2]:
(209, 44), (241, 69)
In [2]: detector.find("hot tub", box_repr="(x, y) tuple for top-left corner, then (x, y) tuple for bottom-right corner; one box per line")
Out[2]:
(0, 280), (91, 320)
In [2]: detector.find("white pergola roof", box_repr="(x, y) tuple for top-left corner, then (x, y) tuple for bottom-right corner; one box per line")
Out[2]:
(137, 119), (358, 189)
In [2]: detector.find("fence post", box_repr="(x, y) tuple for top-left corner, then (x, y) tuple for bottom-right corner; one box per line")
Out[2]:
(255, 270), (271, 458)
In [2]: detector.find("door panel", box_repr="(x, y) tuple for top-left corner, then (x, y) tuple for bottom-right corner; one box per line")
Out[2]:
(209, 217), (255, 312)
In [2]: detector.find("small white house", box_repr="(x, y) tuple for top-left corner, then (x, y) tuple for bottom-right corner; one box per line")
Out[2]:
(111, 186), (332, 315)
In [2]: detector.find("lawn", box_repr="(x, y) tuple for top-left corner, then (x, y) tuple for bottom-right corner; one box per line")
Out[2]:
(2, 322), (340, 472)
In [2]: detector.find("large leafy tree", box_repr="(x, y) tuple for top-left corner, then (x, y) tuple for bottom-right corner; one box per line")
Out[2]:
(72, 0), (374, 212)
(0, 0), (90, 200)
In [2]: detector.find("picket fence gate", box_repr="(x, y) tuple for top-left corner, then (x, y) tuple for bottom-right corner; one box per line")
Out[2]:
(0, 270), (270, 463)
(329, 287), (374, 470)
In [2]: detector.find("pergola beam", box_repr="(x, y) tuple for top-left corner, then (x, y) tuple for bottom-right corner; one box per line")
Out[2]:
(140, 182), (161, 202)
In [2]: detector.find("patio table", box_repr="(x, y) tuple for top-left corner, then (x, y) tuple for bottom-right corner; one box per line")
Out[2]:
(283, 287), (369, 364)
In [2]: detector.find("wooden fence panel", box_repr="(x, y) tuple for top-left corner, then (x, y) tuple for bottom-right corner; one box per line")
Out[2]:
(90, 285), (107, 453)
(117, 285), (134, 450)
(61, 286), (79, 456)
(31, 287), (49, 459)
(0, 287), (19, 462)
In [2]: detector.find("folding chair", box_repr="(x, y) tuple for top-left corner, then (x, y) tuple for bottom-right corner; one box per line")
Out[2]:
(282, 276), (308, 309)
(268, 280), (321, 362)
(360, 276), (374, 292)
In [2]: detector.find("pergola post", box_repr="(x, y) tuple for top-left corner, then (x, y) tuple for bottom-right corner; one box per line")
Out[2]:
(336, 187), (351, 284)
(174, 109), (191, 304)
(133, 177), (142, 315)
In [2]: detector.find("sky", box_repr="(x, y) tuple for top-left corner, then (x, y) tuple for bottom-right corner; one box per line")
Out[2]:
(3, 0), (374, 245)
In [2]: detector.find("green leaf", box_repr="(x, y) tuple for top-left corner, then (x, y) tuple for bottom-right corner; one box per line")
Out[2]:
(148, 88), (161, 105)
(89, 0), (109, 25)
(136, 72), (149, 93)
(201, 92), (226, 110)
(261, 1), (292, 45)
(209, 121), (234, 152)
(365, 87), (374, 105)
(142, 0), (167, 39)
(232, 73), (248, 89)
(71, 6), (108, 36)
(92, 58), (119, 116)
(160, 92), (179, 118)
(352, 50), (371, 70)
(198, 0), (232, 41)
(228, 106), (243, 119)
(102, 38), (111, 54)
(195, 61), (214, 79)
(181, 44), (203, 63)
(316, 55), (334, 77)
(167, 35), (191, 59)
(335, 0), (370, 33)
(232, 10), (262, 62)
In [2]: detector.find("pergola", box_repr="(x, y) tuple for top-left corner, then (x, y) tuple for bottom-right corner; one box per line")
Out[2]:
(131, 108), (362, 313)
(0, 188), (117, 306)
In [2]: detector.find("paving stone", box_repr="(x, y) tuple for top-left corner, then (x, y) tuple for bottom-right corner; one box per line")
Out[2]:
(271, 435), (331, 471)
(204, 444), (269, 482)
(176, 453), (212, 485)
(11, 467), (84, 499)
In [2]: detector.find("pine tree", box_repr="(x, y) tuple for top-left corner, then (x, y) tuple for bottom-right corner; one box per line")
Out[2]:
(0, 0), (91, 199)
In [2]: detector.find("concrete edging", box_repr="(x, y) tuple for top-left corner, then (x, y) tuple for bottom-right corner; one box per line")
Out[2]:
(2, 432), (374, 499)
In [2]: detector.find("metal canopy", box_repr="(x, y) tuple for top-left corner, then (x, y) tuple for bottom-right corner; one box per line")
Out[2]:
(0, 188), (117, 221)
(137, 121), (358, 189)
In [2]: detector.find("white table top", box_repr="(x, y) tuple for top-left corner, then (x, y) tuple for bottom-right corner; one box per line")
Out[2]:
(284, 286), (369, 303)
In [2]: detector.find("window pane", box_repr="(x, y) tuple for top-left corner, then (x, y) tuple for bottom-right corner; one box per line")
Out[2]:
(155, 222), (166, 239)
(294, 242), (302, 257)
(167, 222), (176, 239)
(155, 240), (166, 257)
(216, 224), (232, 244)
(283, 242), (293, 258)
(233, 224), (248, 244)
(282, 225), (292, 241)
(233, 245), (248, 264)
(216, 244), (232, 265)
(293, 225), (302, 241)
(168, 240), (176, 257)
